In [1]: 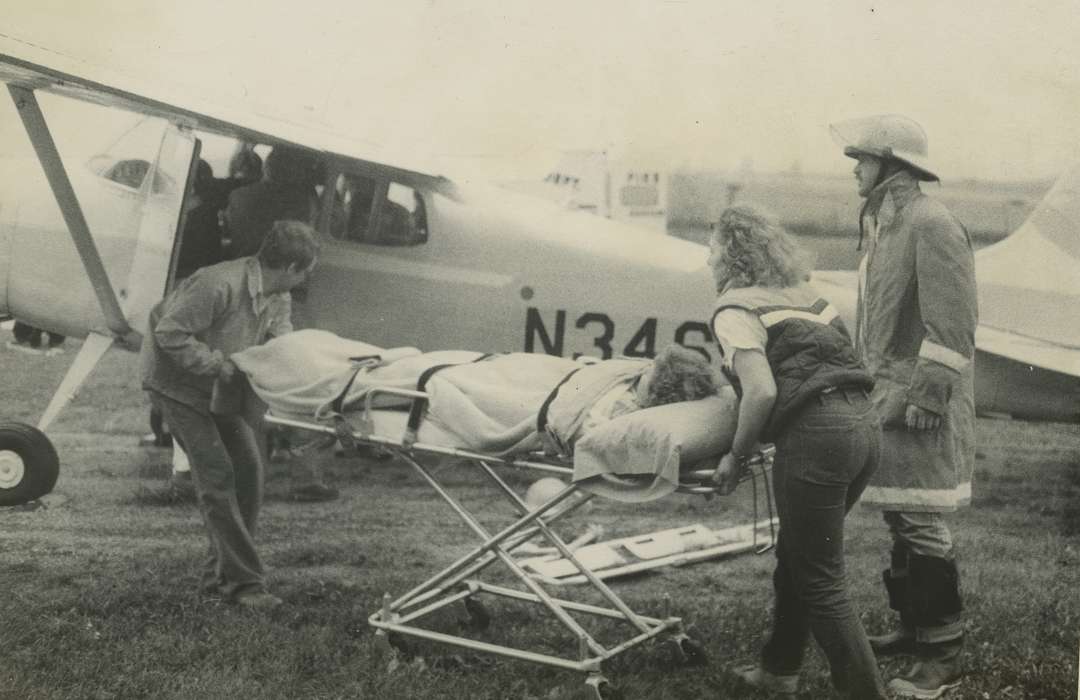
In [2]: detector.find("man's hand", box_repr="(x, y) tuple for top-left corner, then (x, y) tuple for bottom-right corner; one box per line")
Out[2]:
(905, 403), (942, 431)
(710, 452), (743, 496)
(219, 359), (237, 384)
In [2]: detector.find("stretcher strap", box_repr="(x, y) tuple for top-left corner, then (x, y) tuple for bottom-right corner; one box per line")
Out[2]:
(535, 367), (583, 436)
(328, 355), (384, 415)
(405, 354), (493, 438)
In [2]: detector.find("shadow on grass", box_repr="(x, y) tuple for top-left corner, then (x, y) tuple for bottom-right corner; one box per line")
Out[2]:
(128, 484), (198, 507)
(273, 544), (367, 569)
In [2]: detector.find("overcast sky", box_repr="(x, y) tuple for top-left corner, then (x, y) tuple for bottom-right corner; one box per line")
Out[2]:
(2, 0), (1078, 182)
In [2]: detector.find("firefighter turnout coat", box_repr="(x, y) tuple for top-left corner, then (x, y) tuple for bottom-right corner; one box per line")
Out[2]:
(856, 171), (978, 511)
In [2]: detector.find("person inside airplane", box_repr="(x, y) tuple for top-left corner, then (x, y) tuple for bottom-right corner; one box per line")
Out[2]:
(706, 205), (886, 698)
(228, 146), (263, 187)
(141, 219), (319, 610)
(223, 145), (319, 258)
(174, 159), (224, 280)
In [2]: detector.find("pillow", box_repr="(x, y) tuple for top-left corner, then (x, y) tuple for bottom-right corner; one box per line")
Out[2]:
(571, 388), (738, 503)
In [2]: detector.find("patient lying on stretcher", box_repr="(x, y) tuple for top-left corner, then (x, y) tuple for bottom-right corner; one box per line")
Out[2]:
(233, 330), (739, 501)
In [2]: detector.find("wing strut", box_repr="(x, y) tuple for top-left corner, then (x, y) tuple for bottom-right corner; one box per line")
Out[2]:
(37, 333), (114, 432)
(7, 85), (138, 347)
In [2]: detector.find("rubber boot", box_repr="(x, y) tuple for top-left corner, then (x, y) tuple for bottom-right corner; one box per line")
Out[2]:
(888, 554), (964, 699)
(869, 547), (916, 656)
(888, 637), (963, 699)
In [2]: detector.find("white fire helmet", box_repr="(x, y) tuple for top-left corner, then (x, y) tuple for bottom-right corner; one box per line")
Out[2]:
(830, 114), (939, 182)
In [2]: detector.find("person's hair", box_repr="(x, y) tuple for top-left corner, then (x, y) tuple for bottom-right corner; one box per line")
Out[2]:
(192, 159), (214, 197)
(229, 149), (263, 182)
(709, 205), (812, 289)
(642, 344), (718, 407)
(257, 220), (320, 270)
(266, 146), (316, 186)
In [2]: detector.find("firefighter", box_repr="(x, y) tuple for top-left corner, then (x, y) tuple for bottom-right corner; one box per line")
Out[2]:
(830, 114), (977, 698)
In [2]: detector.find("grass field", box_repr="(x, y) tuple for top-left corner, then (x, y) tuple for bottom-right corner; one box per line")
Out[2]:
(2, 336), (1079, 699)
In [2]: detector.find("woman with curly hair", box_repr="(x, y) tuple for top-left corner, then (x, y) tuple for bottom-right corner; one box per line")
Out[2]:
(707, 205), (885, 698)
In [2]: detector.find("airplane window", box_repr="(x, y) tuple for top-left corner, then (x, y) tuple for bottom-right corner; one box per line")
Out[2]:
(103, 159), (151, 189)
(89, 117), (170, 191)
(379, 182), (427, 246)
(335, 174), (427, 246)
(336, 173), (377, 241)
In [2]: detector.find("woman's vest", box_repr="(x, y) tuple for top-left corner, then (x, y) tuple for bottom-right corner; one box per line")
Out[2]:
(712, 283), (874, 440)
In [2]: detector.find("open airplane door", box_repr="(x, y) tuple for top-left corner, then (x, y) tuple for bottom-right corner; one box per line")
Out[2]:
(0, 90), (197, 506)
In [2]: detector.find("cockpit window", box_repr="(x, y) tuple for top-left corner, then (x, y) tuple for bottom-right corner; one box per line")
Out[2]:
(86, 117), (174, 194)
(331, 174), (428, 246)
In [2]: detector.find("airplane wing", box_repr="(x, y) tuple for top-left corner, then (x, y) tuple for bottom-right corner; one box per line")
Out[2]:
(812, 272), (1080, 380)
(0, 31), (453, 438)
(0, 32), (451, 192)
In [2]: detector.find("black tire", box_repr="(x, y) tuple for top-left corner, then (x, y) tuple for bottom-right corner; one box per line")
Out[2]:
(0, 422), (59, 506)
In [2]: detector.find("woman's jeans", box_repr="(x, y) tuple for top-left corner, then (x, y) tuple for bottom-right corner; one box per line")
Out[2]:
(761, 388), (886, 699)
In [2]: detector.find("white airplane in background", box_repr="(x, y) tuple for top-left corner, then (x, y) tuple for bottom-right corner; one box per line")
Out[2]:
(506, 149), (670, 235)
(0, 34), (1077, 510)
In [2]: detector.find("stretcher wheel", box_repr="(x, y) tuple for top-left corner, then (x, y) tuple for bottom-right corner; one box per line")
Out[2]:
(668, 634), (708, 667)
(0, 422), (59, 507)
(676, 636), (708, 667)
(463, 598), (492, 631)
(598, 683), (623, 700)
(386, 631), (417, 660)
(585, 677), (623, 700)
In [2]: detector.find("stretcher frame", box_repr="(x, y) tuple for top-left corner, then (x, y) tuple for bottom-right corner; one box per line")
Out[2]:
(264, 385), (775, 697)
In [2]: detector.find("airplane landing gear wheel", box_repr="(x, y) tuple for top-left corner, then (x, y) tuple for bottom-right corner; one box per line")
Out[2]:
(0, 422), (59, 507)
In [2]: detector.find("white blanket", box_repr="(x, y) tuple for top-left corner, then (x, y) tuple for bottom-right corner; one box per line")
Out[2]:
(233, 330), (734, 502)
(232, 330), (632, 454)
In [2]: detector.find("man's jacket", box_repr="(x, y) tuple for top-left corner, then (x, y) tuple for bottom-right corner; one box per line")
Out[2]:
(141, 257), (293, 413)
(856, 171), (978, 511)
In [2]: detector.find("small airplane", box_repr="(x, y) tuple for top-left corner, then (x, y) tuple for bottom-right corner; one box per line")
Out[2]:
(0, 34), (1077, 510)
(0, 36), (717, 506)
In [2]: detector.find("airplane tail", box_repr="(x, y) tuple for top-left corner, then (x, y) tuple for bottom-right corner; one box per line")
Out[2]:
(976, 163), (1080, 367)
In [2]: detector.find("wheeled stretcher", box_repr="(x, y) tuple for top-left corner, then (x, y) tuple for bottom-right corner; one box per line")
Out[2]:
(263, 382), (776, 698)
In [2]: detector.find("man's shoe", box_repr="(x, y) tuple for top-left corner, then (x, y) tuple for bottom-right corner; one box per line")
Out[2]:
(869, 626), (917, 656)
(888, 658), (963, 698)
(732, 663), (799, 695)
(233, 590), (283, 610)
(290, 483), (339, 502)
